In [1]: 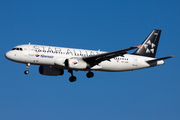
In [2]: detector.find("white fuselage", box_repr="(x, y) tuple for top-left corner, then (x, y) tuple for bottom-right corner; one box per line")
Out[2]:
(5, 44), (164, 72)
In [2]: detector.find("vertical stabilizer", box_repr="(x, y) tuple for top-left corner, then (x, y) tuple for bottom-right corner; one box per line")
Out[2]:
(133, 29), (161, 58)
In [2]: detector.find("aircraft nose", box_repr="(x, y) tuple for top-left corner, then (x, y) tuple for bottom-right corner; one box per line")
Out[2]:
(5, 51), (21, 62)
(5, 51), (14, 60)
(5, 51), (11, 59)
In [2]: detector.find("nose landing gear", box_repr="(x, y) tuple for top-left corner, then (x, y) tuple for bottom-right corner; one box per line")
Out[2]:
(24, 63), (30, 75)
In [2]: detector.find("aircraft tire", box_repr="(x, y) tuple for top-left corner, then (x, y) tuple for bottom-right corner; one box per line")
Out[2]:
(24, 70), (29, 74)
(69, 76), (77, 82)
(86, 72), (94, 78)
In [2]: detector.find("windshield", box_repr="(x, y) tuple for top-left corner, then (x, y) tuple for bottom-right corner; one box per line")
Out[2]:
(12, 48), (23, 51)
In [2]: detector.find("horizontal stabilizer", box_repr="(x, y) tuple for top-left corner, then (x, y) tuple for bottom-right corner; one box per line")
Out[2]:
(146, 56), (174, 63)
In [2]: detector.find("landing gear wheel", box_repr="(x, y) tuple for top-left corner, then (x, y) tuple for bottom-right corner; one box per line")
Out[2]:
(69, 76), (77, 82)
(86, 72), (94, 78)
(68, 70), (77, 82)
(24, 63), (30, 75)
(24, 70), (29, 74)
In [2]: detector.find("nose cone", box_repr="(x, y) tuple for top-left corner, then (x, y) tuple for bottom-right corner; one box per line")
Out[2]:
(5, 51), (14, 61)
(5, 51), (21, 62)
(5, 51), (11, 59)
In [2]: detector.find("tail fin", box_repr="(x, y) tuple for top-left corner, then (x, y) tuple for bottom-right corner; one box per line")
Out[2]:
(133, 29), (161, 58)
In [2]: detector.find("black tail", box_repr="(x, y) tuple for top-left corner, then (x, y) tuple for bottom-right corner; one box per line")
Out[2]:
(133, 29), (161, 58)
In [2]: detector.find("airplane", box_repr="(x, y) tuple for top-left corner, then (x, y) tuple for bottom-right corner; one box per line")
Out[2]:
(5, 29), (173, 82)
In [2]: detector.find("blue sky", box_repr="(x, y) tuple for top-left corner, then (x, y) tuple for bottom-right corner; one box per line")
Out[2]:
(0, 0), (180, 120)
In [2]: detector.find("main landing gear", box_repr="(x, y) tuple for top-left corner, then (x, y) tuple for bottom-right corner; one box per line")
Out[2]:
(24, 63), (30, 75)
(68, 70), (77, 82)
(86, 71), (94, 78)
(68, 70), (94, 82)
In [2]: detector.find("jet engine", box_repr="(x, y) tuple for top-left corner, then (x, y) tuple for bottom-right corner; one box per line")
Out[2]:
(64, 58), (88, 69)
(39, 66), (64, 76)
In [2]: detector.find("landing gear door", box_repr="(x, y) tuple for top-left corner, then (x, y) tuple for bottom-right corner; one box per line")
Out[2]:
(133, 57), (138, 66)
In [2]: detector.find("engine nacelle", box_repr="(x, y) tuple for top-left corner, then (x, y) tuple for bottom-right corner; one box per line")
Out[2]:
(64, 58), (88, 69)
(39, 66), (64, 76)
(54, 58), (66, 66)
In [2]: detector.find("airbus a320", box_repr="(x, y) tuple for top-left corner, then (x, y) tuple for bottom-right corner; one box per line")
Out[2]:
(5, 30), (173, 82)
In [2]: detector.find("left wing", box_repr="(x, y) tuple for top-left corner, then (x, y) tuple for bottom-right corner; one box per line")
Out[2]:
(82, 46), (137, 67)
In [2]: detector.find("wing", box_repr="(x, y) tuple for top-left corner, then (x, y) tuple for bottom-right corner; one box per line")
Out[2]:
(82, 46), (137, 67)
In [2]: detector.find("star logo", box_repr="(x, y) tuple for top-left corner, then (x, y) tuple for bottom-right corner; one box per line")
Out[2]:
(144, 40), (156, 54)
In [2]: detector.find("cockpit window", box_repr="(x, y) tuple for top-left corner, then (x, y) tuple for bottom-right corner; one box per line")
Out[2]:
(12, 48), (16, 50)
(12, 48), (23, 51)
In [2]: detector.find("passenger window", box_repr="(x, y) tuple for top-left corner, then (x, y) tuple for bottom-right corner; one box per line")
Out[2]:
(20, 48), (23, 51)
